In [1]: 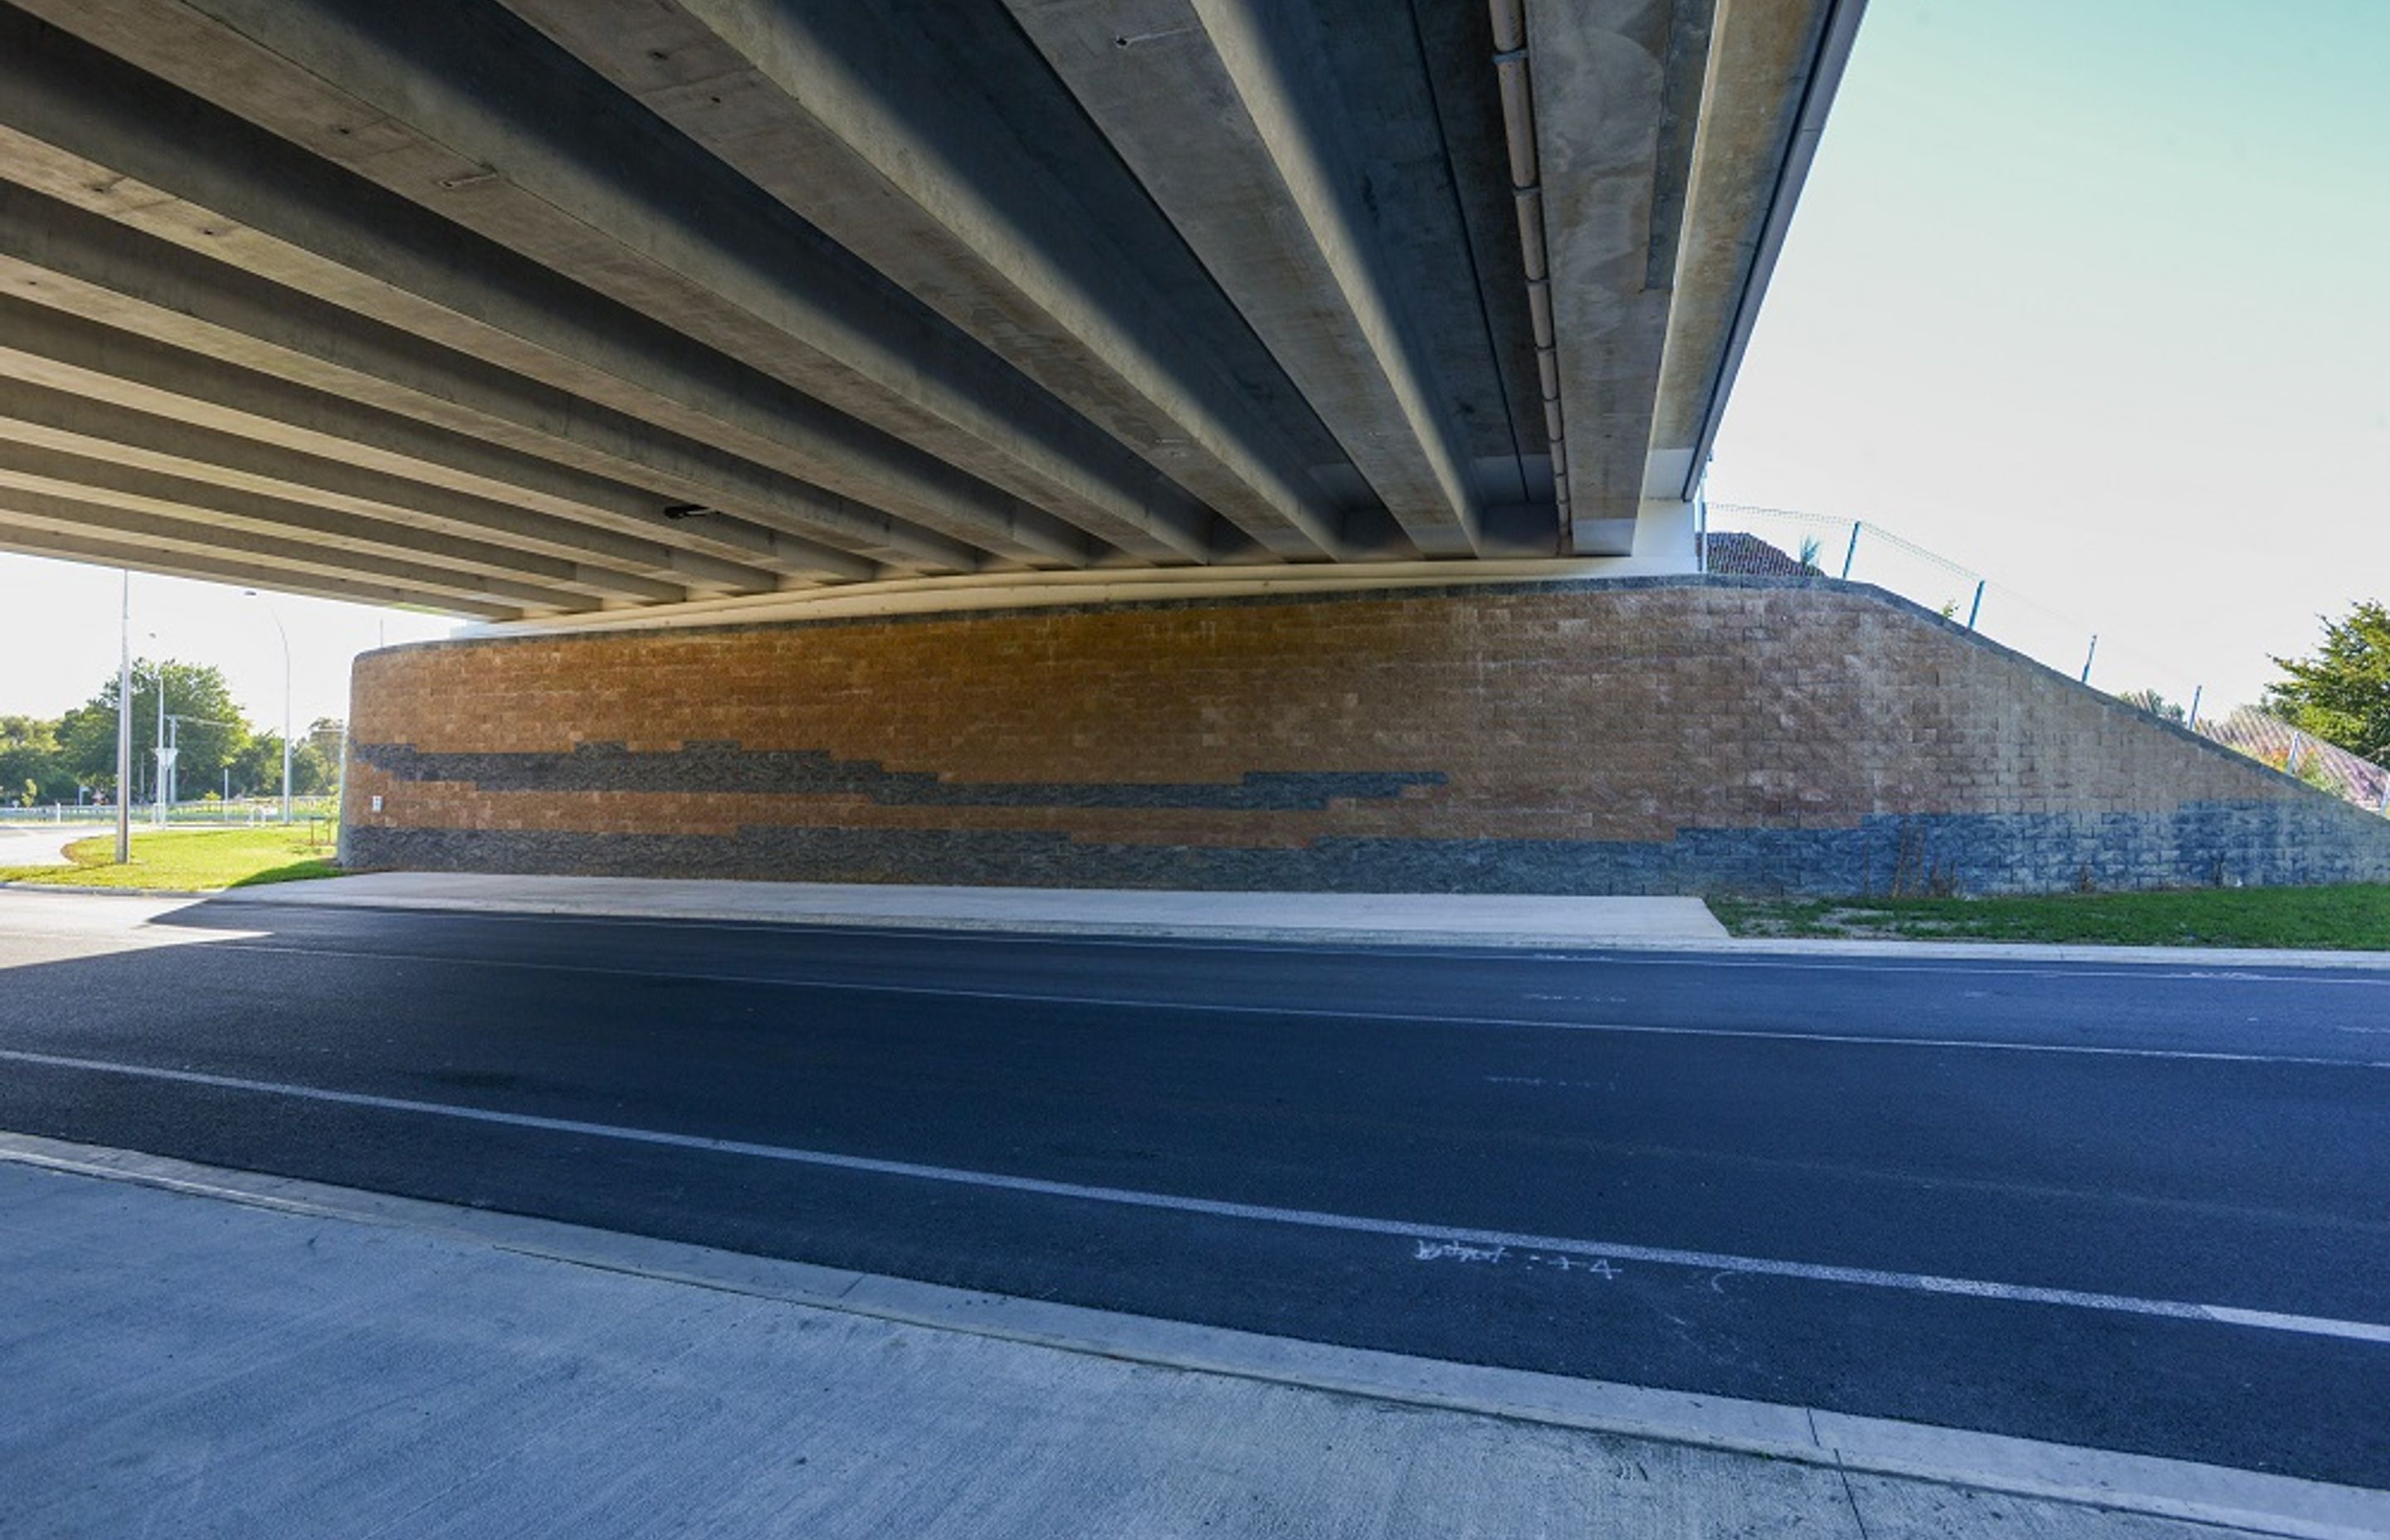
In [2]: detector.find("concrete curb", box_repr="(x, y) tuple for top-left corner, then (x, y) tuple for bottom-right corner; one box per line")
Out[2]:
(0, 880), (234, 899)
(2, 1130), (2381, 1539)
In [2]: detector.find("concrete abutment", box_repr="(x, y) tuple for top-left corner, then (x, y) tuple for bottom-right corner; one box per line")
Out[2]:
(343, 577), (2390, 897)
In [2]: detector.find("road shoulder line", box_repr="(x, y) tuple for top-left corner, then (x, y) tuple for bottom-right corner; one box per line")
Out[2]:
(2, 1128), (2379, 1540)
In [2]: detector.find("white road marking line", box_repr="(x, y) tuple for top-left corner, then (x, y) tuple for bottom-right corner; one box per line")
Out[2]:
(6, 1043), (2387, 1348)
(190, 941), (2390, 1067)
(7, 1133), (2388, 1540)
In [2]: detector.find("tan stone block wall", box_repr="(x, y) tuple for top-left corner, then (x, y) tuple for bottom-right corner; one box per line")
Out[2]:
(341, 579), (2384, 893)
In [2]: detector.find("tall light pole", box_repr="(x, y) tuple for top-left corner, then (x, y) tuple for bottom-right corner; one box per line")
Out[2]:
(245, 591), (292, 823)
(115, 573), (132, 863)
(150, 662), (168, 828)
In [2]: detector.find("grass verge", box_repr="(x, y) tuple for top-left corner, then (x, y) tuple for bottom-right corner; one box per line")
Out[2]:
(0, 826), (343, 891)
(1709, 885), (2390, 950)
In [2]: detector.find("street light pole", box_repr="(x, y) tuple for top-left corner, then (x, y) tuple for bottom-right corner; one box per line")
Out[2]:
(153, 663), (168, 828)
(246, 592), (293, 824)
(115, 572), (131, 863)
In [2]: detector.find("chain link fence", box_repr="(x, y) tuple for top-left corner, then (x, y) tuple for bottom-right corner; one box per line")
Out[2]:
(2194, 709), (2390, 814)
(1699, 502), (2390, 819)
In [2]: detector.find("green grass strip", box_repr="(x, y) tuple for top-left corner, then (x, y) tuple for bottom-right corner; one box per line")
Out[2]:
(1710, 885), (2390, 950)
(0, 826), (344, 891)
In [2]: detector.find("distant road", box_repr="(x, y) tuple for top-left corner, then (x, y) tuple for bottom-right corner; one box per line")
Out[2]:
(1, 890), (2383, 1487)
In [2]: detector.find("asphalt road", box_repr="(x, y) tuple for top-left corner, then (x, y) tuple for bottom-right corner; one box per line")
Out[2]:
(1, 891), (2384, 1488)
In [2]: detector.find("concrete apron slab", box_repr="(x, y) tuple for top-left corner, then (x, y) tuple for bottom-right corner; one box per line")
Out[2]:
(0, 823), (103, 867)
(215, 870), (1734, 947)
(2, 1131), (2378, 1540)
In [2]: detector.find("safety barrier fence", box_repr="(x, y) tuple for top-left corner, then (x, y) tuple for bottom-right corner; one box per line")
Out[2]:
(0, 797), (340, 825)
(1699, 502), (2390, 818)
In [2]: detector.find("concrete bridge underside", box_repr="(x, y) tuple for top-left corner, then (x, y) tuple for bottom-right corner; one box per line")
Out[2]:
(10, 0), (2384, 898)
(0, 0), (1857, 614)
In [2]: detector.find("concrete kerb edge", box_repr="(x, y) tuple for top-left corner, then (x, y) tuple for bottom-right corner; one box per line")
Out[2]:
(194, 883), (2390, 969)
(2, 1130), (2381, 1539)
(0, 879), (227, 899)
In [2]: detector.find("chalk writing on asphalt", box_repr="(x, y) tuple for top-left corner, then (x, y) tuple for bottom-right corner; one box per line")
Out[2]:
(1412, 1239), (1620, 1279)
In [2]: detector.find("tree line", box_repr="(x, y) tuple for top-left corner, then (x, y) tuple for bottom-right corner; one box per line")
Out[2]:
(1, 660), (340, 807)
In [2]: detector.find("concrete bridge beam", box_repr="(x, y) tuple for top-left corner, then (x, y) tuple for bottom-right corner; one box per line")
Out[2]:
(0, 431), (690, 607)
(1008, 0), (1486, 558)
(8, 0), (1221, 567)
(0, 295), (781, 597)
(0, 517), (524, 619)
(503, 0), (1350, 563)
(0, 185), (925, 581)
(0, 485), (588, 613)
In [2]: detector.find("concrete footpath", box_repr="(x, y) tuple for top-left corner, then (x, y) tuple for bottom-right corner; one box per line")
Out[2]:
(218, 870), (1734, 947)
(4, 1136), (2379, 1539)
(0, 823), (99, 868)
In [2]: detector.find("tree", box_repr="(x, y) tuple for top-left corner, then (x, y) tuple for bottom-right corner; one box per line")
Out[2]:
(56, 660), (253, 802)
(228, 733), (283, 800)
(230, 719), (343, 800)
(2266, 601), (2390, 763)
(0, 715), (75, 804)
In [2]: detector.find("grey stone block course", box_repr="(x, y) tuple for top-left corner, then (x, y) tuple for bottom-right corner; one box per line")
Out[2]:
(353, 740), (1443, 811)
(351, 799), (2390, 899)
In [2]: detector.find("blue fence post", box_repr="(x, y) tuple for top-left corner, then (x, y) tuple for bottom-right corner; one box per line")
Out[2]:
(2186, 685), (2202, 733)
(1963, 579), (1986, 631)
(1839, 522), (1861, 580)
(2079, 634), (2098, 685)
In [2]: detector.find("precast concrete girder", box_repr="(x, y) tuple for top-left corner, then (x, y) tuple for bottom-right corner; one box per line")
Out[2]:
(0, 427), (690, 607)
(1516, 0), (1710, 552)
(0, 295), (780, 596)
(0, 483), (592, 612)
(502, 0), (1351, 563)
(1007, 0), (1488, 558)
(0, 12), (1071, 573)
(0, 377), (699, 603)
(6, 0), (1220, 567)
(0, 185), (905, 582)
(0, 517), (523, 620)
(1646, 0), (1860, 497)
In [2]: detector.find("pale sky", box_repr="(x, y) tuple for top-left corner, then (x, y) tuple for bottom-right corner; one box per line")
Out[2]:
(0, 560), (453, 729)
(3, 0), (2383, 724)
(1706, 0), (2390, 710)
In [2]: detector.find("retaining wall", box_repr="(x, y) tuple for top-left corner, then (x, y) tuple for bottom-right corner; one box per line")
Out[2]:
(343, 578), (2390, 895)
